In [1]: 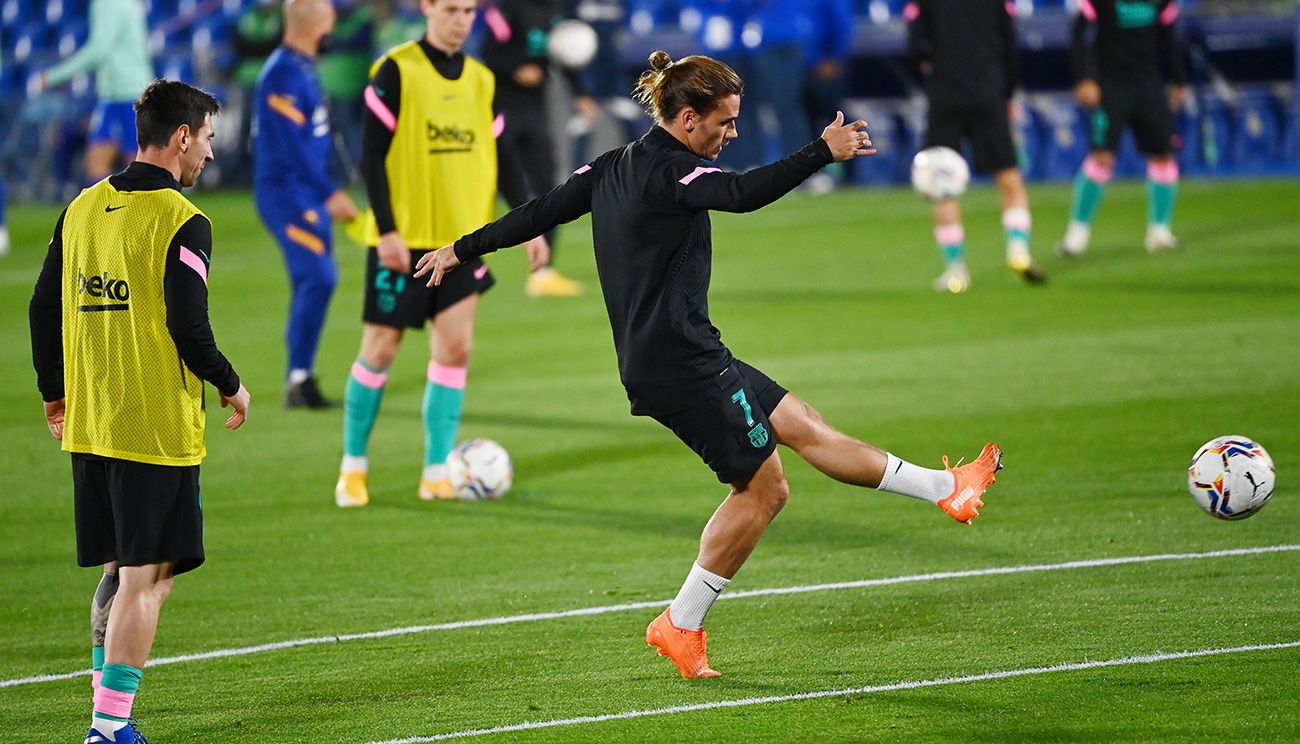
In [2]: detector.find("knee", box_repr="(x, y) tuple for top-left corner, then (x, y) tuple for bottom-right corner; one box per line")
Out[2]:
(437, 337), (473, 368)
(776, 399), (824, 449)
(154, 577), (174, 605)
(764, 478), (791, 517)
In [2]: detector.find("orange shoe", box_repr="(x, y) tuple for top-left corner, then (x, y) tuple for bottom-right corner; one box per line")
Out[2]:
(645, 608), (721, 679)
(937, 442), (1003, 524)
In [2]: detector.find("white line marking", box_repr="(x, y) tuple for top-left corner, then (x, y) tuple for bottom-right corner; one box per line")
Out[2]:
(3, 544), (1296, 690)
(367, 640), (1300, 743)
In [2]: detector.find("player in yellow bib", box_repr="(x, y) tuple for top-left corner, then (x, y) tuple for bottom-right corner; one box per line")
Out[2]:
(335, 0), (546, 507)
(29, 80), (249, 743)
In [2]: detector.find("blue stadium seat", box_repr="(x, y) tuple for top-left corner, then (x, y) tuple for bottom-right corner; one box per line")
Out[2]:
(11, 21), (51, 64)
(1231, 88), (1284, 173)
(1175, 109), (1202, 175)
(1197, 91), (1235, 174)
(1032, 94), (1089, 180)
(57, 19), (89, 57)
(847, 100), (902, 185)
(157, 51), (195, 83)
(1, 0), (33, 31)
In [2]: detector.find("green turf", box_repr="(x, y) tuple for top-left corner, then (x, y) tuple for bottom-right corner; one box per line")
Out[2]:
(1, 179), (1297, 743)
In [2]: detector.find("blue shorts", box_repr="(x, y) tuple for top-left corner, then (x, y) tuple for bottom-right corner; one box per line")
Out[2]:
(88, 101), (138, 153)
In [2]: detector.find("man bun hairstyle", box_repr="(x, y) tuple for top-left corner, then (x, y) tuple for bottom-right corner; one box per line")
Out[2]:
(632, 51), (744, 124)
(134, 79), (222, 150)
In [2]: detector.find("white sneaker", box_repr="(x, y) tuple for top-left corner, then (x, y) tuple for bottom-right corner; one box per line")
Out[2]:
(1144, 224), (1178, 253)
(0, 226), (9, 257)
(932, 263), (971, 293)
(1055, 222), (1091, 257)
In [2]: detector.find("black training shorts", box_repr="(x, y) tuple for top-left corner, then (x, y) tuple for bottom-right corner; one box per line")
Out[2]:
(924, 101), (1018, 174)
(362, 248), (494, 329)
(1089, 75), (1177, 156)
(72, 453), (205, 575)
(652, 359), (787, 485)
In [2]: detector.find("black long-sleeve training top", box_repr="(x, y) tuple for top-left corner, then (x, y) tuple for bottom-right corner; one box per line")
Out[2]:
(905, 0), (1020, 107)
(454, 126), (833, 415)
(1070, 0), (1187, 85)
(30, 162), (241, 402)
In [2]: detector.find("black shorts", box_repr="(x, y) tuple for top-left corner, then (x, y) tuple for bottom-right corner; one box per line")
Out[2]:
(72, 453), (205, 575)
(1089, 76), (1176, 156)
(652, 359), (788, 484)
(362, 248), (495, 329)
(924, 102), (1017, 174)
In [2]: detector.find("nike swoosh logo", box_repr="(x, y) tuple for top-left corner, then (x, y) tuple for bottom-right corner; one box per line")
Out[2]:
(702, 580), (723, 595)
(105, 205), (126, 213)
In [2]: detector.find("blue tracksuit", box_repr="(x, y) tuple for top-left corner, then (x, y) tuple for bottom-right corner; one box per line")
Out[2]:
(253, 45), (338, 374)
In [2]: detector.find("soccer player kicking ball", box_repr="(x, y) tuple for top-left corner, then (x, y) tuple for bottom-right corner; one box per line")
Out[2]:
(1057, 0), (1187, 256)
(30, 80), (249, 743)
(417, 52), (1004, 679)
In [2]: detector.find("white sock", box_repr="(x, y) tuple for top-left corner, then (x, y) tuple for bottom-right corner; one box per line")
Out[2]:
(90, 716), (128, 735)
(288, 368), (312, 385)
(668, 562), (730, 630)
(422, 464), (446, 482)
(877, 452), (954, 505)
(341, 455), (368, 474)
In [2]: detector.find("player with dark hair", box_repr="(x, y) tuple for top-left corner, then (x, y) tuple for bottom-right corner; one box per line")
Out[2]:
(1056, 0), (1188, 255)
(905, 0), (1045, 292)
(336, 0), (548, 507)
(416, 51), (1004, 679)
(29, 79), (249, 743)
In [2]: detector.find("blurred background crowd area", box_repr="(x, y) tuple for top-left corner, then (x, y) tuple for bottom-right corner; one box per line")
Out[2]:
(0, 0), (1295, 202)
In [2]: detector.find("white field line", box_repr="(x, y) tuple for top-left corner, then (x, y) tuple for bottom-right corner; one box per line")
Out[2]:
(367, 640), (1300, 744)
(2, 544), (1296, 690)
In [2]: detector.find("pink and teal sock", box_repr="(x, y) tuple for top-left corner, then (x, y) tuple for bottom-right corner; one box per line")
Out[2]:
(92, 663), (142, 728)
(1069, 155), (1113, 226)
(934, 223), (965, 265)
(1146, 159), (1179, 227)
(423, 363), (466, 469)
(343, 358), (387, 459)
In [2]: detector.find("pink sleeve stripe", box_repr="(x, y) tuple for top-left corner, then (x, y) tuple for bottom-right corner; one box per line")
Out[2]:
(179, 246), (208, 286)
(1005, 1), (1016, 17)
(428, 362), (468, 389)
(679, 166), (722, 185)
(902, 3), (920, 22)
(573, 164), (592, 175)
(484, 6), (512, 43)
(350, 362), (388, 390)
(492, 113), (505, 139)
(365, 85), (397, 133)
(1078, 0), (1097, 21)
(1160, 2), (1179, 25)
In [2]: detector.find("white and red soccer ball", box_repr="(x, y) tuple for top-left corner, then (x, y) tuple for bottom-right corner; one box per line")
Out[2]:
(1187, 435), (1274, 520)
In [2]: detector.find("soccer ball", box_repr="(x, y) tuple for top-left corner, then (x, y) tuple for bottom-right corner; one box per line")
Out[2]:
(446, 439), (513, 501)
(1187, 435), (1275, 520)
(910, 146), (970, 201)
(547, 20), (599, 70)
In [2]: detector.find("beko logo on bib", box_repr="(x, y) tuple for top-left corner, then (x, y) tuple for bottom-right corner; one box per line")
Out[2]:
(78, 271), (131, 302)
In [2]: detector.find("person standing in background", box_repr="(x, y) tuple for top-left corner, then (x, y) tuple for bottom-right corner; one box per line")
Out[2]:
(35, 0), (154, 185)
(231, 0), (286, 184)
(480, 0), (590, 298)
(319, 0), (377, 172)
(906, 0), (1046, 292)
(254, 0), (359, 409)
(801, 0), (852, 193)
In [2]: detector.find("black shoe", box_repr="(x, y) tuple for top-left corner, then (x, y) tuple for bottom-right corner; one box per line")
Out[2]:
(284, 375), (332, 409)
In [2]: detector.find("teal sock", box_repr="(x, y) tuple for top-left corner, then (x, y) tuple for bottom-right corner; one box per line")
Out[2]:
(423, 381), (465, 467)
(1147, 179), (1177, 226)
(94, 663), (142, 722)
(1069, 170), (1106, 225)
(939, 242), (964, 264)
(92, 646), (105, 673)
(343, 359), (386, 458)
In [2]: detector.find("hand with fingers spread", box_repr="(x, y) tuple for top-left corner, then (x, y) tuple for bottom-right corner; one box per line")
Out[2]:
(412, 244), (462, 287)
(821, 110), (876, 162)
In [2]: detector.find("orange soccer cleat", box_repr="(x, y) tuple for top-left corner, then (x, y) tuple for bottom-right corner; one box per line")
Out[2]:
(937, 442), (1003, 524)
(645, 608), (721, 679)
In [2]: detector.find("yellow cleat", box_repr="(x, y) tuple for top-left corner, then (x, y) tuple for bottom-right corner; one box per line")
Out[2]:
(646, 608), (721, 679)
(335, 470), (369, 508)
(525, 268), (584, 298)
(418, 477), (456, 501)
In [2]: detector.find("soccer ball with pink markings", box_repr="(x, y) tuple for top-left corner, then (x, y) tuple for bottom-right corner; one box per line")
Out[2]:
(447, 438), (513, 501)
(1187, 436), (1274, 520)
(910, 146), (970, 201)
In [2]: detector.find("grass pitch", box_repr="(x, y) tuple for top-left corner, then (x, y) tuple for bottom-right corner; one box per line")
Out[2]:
(1, 178), (1297, 742)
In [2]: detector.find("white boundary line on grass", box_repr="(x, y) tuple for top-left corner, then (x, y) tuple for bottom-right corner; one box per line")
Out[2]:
(2, 544), (1296, 690)
(366, 640), (1300, 744)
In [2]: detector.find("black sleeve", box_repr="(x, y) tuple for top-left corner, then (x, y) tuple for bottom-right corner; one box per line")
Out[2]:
(672, 139), (833, 213)
(361, 59), (402, 235)
(1000, 1), (1020, 99)
(1069, 11), (1097, 82)
(29, 211), (67, 402)
(165, 215), (241, 397)
(1158, 1), (1188, 85)
(494, 99), (532, 209)
(906, 0), (931, 70)
(455, 159), (598, 260)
